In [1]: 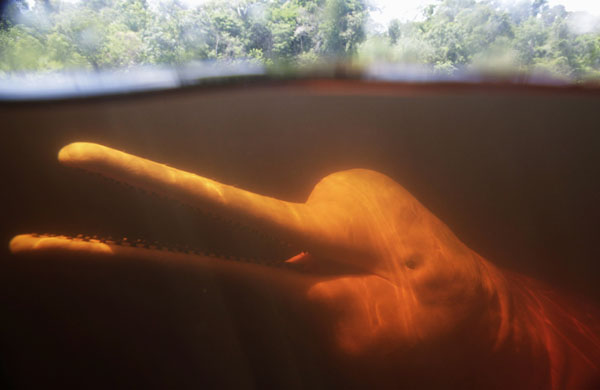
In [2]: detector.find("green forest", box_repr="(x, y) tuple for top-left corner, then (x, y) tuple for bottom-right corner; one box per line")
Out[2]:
(1, 0), (600, 81)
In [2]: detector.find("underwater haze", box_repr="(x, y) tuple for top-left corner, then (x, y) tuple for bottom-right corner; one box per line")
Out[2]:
(1, 78), (599, 388)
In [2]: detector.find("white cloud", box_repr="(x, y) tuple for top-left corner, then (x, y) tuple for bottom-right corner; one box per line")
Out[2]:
(549, 0), (600, 15)
(25, 0), (600, 27)
(369, 0), (600, 29)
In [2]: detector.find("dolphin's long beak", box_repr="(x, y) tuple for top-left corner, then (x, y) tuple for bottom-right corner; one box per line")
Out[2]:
(56, 142), (317, 247)
(11, 142), (368, 272)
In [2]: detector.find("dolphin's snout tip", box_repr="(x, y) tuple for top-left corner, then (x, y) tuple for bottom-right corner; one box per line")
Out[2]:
(57, 142), (104, 166)
(9, 234), (31, 254)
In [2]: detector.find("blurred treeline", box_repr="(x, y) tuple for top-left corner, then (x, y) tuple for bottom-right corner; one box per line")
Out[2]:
(364, 0), (600, 81)
(1, 0), (600, 82)
(0, 0), (368, 71)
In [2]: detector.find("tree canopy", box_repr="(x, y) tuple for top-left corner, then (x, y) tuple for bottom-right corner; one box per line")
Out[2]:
(1, 0), (600, 82)
(363, 0), (600, 81)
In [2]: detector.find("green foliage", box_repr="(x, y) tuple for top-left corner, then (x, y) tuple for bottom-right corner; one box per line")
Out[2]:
(321, 0), (367, 57)
(388, 19), (400, 44)
(0, 25), (46, 71)
(0, 0), (600, 82)
(0, 0), (369, 72)
(358, 0), (600, 81)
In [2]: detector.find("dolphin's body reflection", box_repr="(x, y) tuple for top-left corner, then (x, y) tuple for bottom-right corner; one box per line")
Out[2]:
(10, 142), (600, 389)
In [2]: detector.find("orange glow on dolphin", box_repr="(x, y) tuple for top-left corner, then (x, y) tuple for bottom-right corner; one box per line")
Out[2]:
(10, 142), (600, 389)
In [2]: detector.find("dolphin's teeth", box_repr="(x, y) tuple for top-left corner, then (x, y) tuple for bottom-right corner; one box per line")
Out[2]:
(25, 230), (298, 271)
(43, 163), (299, 269)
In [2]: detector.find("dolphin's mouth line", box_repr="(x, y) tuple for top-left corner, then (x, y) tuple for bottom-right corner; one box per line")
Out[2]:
(20, 232), (305, 269)
(12, 142), (369, 277)
(18, 169), (310, 271)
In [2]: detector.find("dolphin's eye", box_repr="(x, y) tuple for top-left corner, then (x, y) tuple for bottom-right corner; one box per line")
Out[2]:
(405, 258), (418, 269)
(404, 255), (423, 269)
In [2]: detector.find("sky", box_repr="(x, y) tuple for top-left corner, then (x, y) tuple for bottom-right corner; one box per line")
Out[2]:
(368, 0), (600, 27)
(168, 0), (600, 28)
(27, 0), (600, 28)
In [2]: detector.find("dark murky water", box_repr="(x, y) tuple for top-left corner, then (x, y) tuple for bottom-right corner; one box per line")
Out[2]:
(1, 81), (599, 388)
